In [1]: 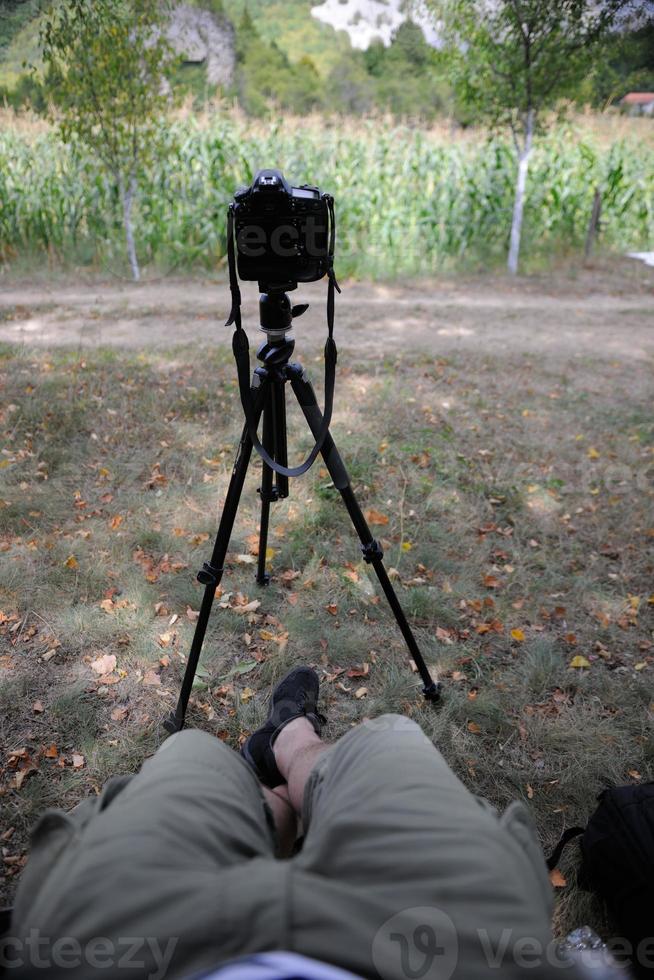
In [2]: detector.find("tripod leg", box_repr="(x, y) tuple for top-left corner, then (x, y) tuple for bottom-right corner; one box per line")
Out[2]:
(164, 378), (268, 734)
(287, 365), (440, 702)
(256, 379), (289, 586)
(256, 388), (275, 586)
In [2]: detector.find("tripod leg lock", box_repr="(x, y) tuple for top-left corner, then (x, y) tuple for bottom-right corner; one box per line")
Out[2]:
(258, 486), (280, 504)
(361, 539), (384, 564)
(197, 561), (223, 587)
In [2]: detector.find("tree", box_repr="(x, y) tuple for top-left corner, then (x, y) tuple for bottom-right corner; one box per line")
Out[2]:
(40, 0), (176, 280)
(427, 1), (634, 274)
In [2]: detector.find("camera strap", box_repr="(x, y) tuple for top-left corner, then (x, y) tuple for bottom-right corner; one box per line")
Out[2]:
(225, 196), (340, 479)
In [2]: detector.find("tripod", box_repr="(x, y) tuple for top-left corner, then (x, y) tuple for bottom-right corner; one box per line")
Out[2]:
(164, 292), (440, 734)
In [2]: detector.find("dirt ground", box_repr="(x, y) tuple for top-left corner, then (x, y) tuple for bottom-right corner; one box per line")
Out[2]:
(1, 258), (653, 361)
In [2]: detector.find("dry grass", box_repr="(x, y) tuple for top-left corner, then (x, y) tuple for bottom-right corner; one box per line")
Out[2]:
(0, 314), (653, 937)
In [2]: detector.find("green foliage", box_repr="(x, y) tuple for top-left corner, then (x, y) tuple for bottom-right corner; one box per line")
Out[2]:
(581, 20), (654, 107)
(222, 0), (352, 77)
(233, 18), (323, 116)
(40, 0), (175, 177)
(1, 118), (652, 276)
(431, 0), (629, 136)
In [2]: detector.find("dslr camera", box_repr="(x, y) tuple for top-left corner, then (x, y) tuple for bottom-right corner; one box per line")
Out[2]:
(232, 169), (331, 291)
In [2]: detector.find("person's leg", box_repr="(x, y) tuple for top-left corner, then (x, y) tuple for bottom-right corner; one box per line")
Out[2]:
(272, 716), (329, 814)
(10, 730), (289, 980)
(285, 714), (556, 980)
(262, 783), (297, 856)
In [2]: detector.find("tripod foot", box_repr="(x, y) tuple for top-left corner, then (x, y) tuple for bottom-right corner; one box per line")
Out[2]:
(256, 571), (271, 586)
(163, 710), (184, 735)
(422, 681), (442, 703)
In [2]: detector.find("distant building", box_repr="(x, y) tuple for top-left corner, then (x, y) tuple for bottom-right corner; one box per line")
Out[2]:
(620, 93), (654, 116)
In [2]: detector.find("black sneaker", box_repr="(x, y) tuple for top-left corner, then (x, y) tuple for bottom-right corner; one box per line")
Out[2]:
(241, 666), (325, 788)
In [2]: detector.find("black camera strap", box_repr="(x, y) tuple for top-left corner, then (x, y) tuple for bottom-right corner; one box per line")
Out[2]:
(226, 196), (340, 479)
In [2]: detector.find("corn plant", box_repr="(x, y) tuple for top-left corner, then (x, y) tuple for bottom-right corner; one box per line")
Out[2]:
(0, 118), (652, 277)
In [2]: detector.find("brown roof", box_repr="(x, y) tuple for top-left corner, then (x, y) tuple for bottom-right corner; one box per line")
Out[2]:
(621, 92), (654, 104)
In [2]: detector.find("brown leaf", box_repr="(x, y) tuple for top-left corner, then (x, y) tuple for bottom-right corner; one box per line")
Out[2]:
(44, 744), (58, 758)
(109, 515), (123, 530)
(467, 721), (481, 734)
(326, 602), (338, 616)
(15, 765), (37, 789)
(233, 600), (261, 615)
(549, 868), (567, 888)
(364, 509), (389, 526)
(72, 753), (85, 769)
(347, 664), (370, 679)
(32, 699), (45, 714)
(111, 706), (128, 722)
(354, 686), (368, 699)
(143, 670), (161, 686)
(90, 653), (117, 675)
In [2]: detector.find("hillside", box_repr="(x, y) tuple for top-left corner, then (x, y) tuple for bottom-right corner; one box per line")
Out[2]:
(0, 0), (353, 88)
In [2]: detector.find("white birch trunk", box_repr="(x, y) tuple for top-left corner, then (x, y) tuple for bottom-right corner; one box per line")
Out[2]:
(120, 173), (140, 282)
(507, 109), (534, 276)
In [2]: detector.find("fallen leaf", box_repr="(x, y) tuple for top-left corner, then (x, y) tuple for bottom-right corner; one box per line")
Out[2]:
(365, 509), (389, 526)
(186, 607), (199, 621)
(326, 602), (338, 616)
(526, 783), (534, 799)
(44, 744), (58, 758)
(569, 655), (591, 669)
(510, 628), (525, 642)
(15, 765), (37, 789)
(628, 769), (642, 780)
(99, 598), (115, 614)
(233, 600), (261, 615)
(354, 686), (368, 699)
(587, 447), (600, 460)
(549, 868), (567, 888)
(240, 687), (255, 703)
(109, 515), (123, 530)
(72, 754), (85, 769)
(483, 574), (501, 589)
(32, 699), (44, 714)
(111, 707), (128, 722)
(347, 664), (370, 679)
(467, 721), (481, 734)
(64, 555), (78, 569)
(90, 653), (117, 675)
(143, 670), (161, 686)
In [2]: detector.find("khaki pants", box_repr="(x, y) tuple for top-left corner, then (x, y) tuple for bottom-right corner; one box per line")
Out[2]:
(8, 716), (555, 979)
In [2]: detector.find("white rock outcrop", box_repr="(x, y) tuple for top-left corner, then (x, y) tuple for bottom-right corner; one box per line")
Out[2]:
(166, 4), (235, 87)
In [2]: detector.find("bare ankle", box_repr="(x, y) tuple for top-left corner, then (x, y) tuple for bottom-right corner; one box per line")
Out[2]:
(273, 717), (322, 780)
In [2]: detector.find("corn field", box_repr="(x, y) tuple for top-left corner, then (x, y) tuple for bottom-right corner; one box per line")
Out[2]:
(0, 116), (652, 276)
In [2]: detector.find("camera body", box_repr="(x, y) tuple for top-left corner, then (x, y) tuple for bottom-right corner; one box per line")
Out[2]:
(232, 169), (330, 291)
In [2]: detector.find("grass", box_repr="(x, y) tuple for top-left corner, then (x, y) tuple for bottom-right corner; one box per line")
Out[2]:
(0, 324), (653, 943)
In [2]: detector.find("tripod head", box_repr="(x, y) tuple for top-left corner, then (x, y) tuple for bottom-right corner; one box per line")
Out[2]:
(257, 290), (309, 366)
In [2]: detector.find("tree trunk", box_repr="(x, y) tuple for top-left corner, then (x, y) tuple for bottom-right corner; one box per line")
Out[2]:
(120, 173), (140, 282)
(507, 109), (534, 276)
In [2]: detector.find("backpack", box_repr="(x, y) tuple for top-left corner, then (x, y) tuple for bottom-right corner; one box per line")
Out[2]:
(548, 782), (654, 976)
